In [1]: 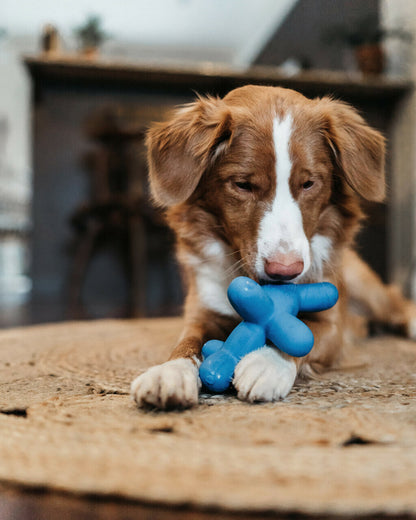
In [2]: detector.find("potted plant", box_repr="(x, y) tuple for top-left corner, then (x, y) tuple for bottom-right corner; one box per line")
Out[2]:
(323, 15), (412, 75)
(74, 15), (109, 58)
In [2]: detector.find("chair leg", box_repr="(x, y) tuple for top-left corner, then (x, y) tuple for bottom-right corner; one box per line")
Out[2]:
(67, 222), (100, 319)
(128, 214), (147, 317)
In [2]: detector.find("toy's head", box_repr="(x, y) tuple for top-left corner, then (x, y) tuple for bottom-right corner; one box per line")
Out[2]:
(227, 277), (338, 357)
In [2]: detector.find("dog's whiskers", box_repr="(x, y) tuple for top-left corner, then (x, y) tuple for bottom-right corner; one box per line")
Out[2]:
(185, 249), (241, 268)
(224, 249), (242, 258)
(223, 257), (245, 280)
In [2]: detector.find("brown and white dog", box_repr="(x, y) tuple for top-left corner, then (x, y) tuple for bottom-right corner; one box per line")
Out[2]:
(131, 85), (416, 409)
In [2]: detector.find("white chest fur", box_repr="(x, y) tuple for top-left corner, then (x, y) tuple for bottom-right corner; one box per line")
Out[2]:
(188, 239), (239, 317)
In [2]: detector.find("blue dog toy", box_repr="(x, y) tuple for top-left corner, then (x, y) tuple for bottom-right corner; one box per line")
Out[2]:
(199, 276), (338, 393)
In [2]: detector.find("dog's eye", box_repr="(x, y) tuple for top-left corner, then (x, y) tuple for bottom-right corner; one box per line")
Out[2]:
(302, 180), (314, 190)
(234, 181), (253, 192)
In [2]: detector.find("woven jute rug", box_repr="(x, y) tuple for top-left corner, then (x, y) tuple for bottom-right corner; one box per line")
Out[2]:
(0, 318), (416, 517)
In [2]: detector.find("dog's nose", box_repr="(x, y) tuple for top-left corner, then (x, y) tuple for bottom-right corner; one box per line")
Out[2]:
(264, 254), (304, 281)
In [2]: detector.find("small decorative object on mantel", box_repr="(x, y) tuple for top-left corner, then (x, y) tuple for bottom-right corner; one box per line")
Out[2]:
(41, 24), (61, 56)
(73, 15), (109, 59)
(323, 15), (412, 76)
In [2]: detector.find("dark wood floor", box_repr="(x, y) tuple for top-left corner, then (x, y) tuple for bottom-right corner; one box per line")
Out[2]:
(1, 485), (415, 520)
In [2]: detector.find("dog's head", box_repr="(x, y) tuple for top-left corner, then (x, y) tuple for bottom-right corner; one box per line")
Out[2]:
(147, 85), (385, 283)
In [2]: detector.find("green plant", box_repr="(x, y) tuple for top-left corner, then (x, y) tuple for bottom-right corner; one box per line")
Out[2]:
(74, 15), (109, 49)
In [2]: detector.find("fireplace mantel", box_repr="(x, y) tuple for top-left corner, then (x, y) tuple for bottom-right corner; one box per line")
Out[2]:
(25, 55), (412, 100)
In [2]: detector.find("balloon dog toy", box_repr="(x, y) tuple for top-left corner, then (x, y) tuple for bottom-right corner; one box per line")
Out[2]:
(199, 276), (338, 393)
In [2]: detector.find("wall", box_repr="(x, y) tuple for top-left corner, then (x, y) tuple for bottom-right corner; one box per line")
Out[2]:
(0, 38), (31, 207)
(381, 0), (416, 297)
(255, 0), (379, 71)
(0, 37), (31, 304)
(2, 0), (296, 66)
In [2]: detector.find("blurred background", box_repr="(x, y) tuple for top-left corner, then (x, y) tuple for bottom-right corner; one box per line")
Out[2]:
(1, 0), (416, 327)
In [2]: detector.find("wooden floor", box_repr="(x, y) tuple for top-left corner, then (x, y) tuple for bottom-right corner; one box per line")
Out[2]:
(1, 318), (416, 519)
(2, 486), (416, 520)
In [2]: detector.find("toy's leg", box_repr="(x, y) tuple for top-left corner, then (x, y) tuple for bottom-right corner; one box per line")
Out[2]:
(131, 310), (237, 409)
(233, 345), (297, 402)
(342, 249), (416, 339)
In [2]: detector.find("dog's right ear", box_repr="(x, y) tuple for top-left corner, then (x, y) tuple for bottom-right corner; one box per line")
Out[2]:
(146, 96), (233, 206)
(319, 97), (386, 202)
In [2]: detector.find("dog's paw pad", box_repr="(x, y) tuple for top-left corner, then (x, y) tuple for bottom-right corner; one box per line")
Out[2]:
(233, 346), (296, 403)
(131, 358), (200, 410)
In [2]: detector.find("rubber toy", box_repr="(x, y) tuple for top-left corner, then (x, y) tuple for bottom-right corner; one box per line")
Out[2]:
(199, 276), (338, 393)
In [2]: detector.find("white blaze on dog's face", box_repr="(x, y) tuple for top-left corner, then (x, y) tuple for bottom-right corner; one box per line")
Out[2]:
(255, 114), (311, 282)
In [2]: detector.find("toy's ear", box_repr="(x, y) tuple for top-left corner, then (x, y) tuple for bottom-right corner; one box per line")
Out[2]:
(320, 98), (386, 202)
(297, 283), (339, 313)
(228, 277), (274, 323)
(146, 95), (233, 207)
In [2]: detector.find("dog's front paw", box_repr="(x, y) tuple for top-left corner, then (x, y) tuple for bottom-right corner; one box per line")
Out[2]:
(233, 346), (297, 403)
(131, 358), (201, 410)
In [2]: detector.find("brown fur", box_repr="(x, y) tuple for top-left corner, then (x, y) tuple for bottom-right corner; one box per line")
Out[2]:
(143, 85), (415, 407)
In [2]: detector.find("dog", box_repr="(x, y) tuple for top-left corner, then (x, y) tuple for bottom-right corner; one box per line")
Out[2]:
(131, 85), (416, 409)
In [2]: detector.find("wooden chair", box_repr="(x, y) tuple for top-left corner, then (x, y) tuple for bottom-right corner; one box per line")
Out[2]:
(67, 106), (164, 319)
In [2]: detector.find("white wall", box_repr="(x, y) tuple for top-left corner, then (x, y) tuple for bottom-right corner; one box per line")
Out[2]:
(0, 37), (31, 203)
(2, 0), (296, 66)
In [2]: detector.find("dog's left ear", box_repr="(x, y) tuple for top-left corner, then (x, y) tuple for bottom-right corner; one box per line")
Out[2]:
(320, 98), (386, 202)
(146, 96), (233, 207)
